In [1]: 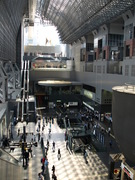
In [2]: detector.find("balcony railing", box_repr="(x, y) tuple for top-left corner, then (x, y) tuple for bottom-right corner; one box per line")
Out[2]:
(31, 60), (73, 70)
(85, 60), (122, 75)
(85, 62), (93, 72)
(107, 61), (122, 74)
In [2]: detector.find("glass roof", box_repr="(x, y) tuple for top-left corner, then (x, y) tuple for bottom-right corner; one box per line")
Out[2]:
(35, 0), (135, 44)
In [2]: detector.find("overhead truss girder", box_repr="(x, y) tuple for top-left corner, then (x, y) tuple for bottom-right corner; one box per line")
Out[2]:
(35, 0), (135, 44)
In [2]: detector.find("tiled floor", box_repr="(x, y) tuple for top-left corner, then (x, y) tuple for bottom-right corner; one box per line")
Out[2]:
(8, 117), (120, 180)
(46, 119), (109, 180)
(9, 121), (43, 180)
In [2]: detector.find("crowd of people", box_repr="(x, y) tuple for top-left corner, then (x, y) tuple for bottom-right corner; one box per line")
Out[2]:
(37, 116), (59, 180)
(5, 107), (114, 180)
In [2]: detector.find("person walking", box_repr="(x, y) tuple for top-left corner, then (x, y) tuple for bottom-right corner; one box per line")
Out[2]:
(48, 128), (51, 138)
(42, 125), (44, 131)
(49, 122), (51, 129)
(84, 151), (88, 164)
(41, 132), (44, 147)
(52, 174), (57, 180)
(52, 165), (55, 174)
(66, 140), (68, 150)
(38, 132), (40, 142)
(18, 128), (20, 136)
(41, 156), (45, 164)
(57, 148), (61, 160)
(47, 139), (49, 148)
(38, 120), (40, 130)
(28, 145), (32, 158)
(41, 163), (45, 175)
(44, 158), (49, 173)
(45, 145), (48, 155)
(43, 116), (45, 125)
(33, 134), (36, 142)
(38, 172), (44, 180)
(52, 141), (55, 152)
(24, 149), (29, 166)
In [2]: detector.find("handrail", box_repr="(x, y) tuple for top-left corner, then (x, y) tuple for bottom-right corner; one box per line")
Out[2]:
(0, 147), (20, 165)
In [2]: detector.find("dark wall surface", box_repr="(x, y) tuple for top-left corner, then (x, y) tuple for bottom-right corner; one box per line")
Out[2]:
(112, 89), (135, 164)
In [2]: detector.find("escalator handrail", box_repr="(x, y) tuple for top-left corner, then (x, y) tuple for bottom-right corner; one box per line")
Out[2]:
(0, 147), (20, 165)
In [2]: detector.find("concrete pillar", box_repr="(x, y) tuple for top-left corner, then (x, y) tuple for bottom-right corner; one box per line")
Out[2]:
(109, 161), (115, 179)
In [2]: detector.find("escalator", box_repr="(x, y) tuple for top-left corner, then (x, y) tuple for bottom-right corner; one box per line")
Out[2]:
(17, 61), (36, 123)
(0, 148), (23, 180)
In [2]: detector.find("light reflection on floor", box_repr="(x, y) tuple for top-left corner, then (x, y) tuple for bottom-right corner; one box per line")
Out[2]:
(47, 120), (109, 180)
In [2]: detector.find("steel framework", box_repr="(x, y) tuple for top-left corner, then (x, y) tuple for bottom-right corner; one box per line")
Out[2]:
(35, 0), (135, 44)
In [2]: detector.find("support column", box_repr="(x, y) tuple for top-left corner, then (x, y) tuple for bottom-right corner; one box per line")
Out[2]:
(22, 123), (26, 167)
(109, 161), (115, 179)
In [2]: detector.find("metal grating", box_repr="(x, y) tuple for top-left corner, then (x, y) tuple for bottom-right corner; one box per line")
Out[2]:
(35, 0), (135, 44)
(0, 0), (27, 62)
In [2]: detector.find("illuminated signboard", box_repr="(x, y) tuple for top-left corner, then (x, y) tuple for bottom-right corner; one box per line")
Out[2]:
(83, 89), (95, 100)
(121, 162), (134, 179)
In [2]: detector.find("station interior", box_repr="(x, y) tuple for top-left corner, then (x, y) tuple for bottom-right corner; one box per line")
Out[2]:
(0, 0), (135, 180)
